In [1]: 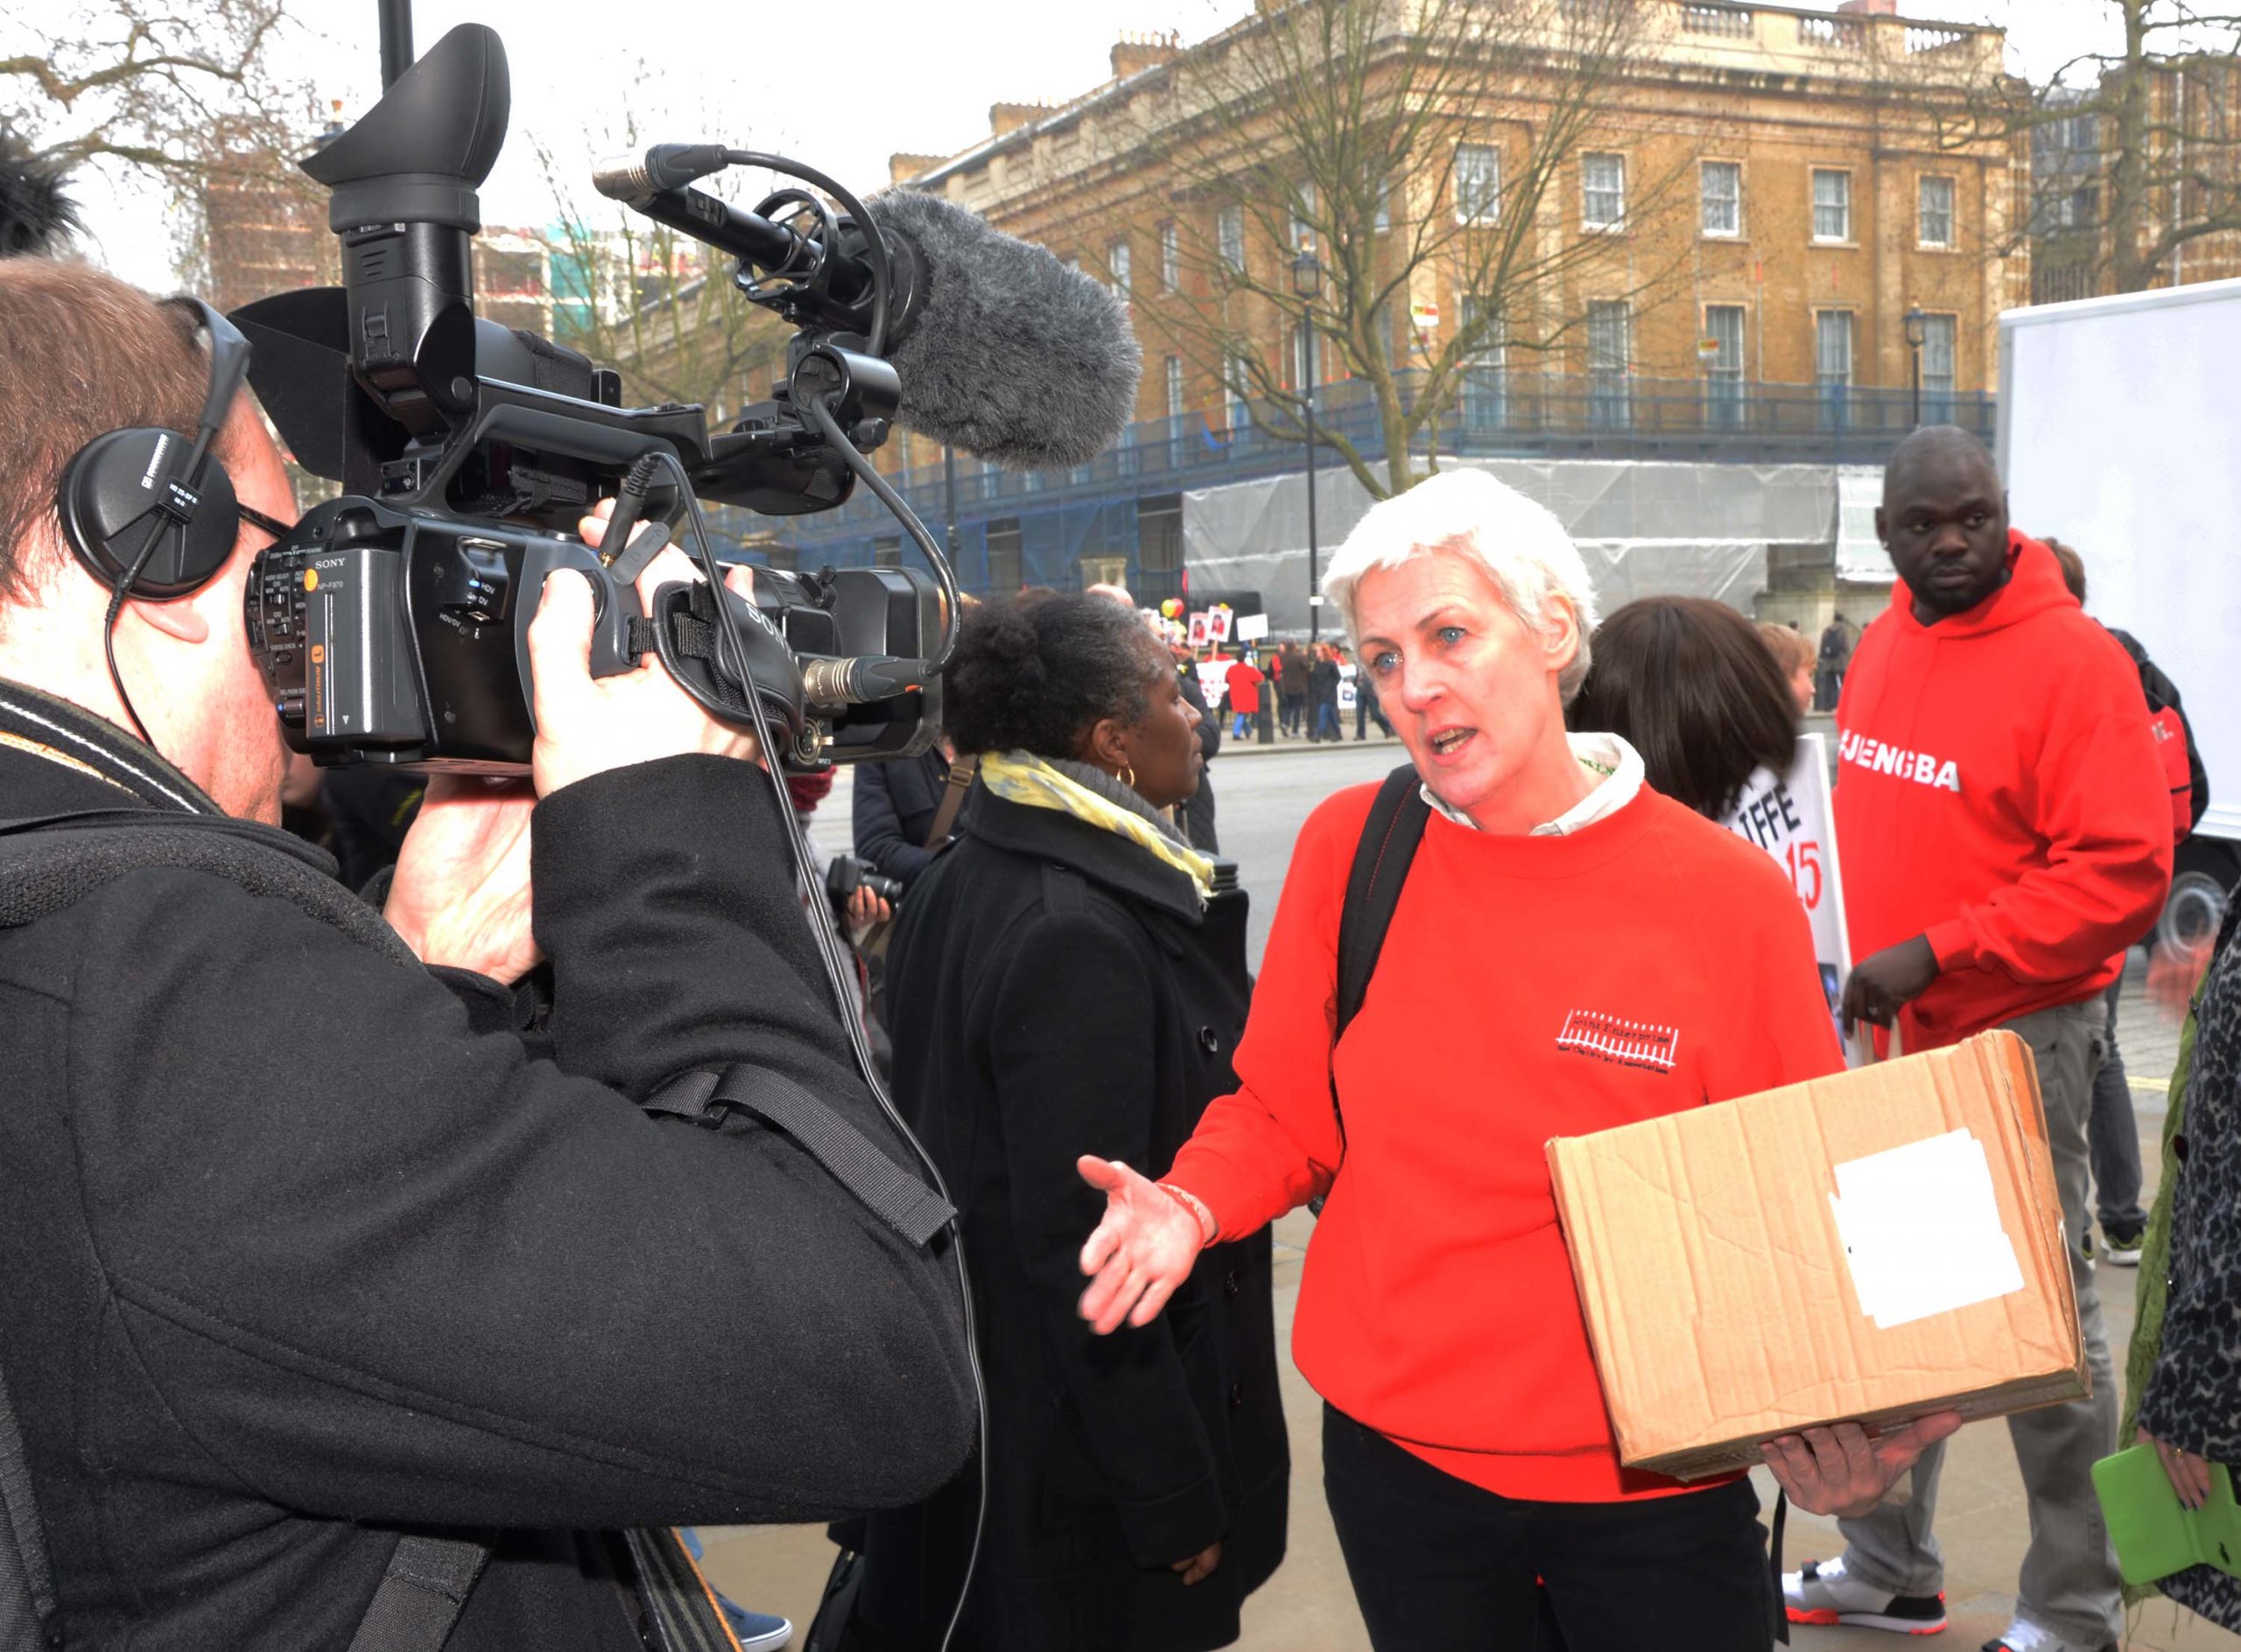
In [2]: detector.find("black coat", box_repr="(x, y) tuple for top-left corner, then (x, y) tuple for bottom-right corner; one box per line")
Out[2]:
(861, 786), (1288, 1652)
(853, 747), (956, 890)
(0, 685), (973, 1652)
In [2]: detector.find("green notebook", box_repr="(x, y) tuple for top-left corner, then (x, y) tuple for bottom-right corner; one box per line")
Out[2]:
(2092, 1444), (2241, 1586)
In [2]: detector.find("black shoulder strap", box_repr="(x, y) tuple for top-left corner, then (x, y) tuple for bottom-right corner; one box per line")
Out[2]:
(1328, 765), (1432, 1154)
(645, 1064), (956, 1249)
(0, 1349), (56, 1652)
(345, 1536), (493, 1652)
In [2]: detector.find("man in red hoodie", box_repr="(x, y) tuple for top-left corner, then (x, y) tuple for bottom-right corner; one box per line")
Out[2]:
(1787, 428), (2173, 1652)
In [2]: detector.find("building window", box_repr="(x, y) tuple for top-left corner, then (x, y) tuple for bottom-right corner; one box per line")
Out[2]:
(985, 518), (1022, 592)
(1918, 175), (1956, 248)
(1159, 221), (1179, 292)
(1460, 296), (1506, 430)
(1223, 353), (1248, 431)
(1375, 177), (1393, 233)
(1812, 169), (1851, 242)
(1701, 160), (1741, 237)
(1289, 182), (1317, 250)
(1138, 494), (1184, 577)
(1586, 299), (1631, 428)
(1165, 354), (1185, 423)
(1456, 143), (1501, 224)
(1218, 205), (1245, 272)
(1704, 304), (1746, 429)
(1108, 238), (1131, 299)
(873, 536), (903, 569)
(1815, 309), (1854, 429)
(1920, 313), (1956, 421)
(1583, 153), (1626, 230)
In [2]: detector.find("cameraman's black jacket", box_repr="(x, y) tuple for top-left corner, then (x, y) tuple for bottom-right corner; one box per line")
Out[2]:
(0, 684), (973, 1651)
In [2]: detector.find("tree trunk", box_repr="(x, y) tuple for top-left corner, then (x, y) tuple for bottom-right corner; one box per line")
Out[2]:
(2108, 0), (2155, 292)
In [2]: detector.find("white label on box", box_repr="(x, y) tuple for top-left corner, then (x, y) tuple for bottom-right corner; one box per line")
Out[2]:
(1827, 1129), (2027, 1331)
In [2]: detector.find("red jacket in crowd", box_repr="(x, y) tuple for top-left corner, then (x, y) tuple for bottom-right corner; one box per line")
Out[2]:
(1226, 659), (1264, 715)
(1834, 529), (2173, 1049)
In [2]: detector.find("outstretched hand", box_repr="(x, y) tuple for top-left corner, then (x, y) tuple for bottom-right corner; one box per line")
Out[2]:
(1841, 936), (1941, 1036)
(1076, 1156), (1207, 1335)
(1760, 1412), (1963, 1518)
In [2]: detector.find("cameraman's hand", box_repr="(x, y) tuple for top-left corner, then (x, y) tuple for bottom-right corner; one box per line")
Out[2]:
(386, 776), (541, 982)
(528, 503), (762, 798)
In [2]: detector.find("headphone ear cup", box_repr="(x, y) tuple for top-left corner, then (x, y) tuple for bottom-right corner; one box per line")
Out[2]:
(58, 427), (239, 601)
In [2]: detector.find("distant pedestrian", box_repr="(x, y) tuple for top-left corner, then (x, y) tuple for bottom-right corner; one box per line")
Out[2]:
(1277, 643), (1310, 736)
(1226, 650), (1264, 740)
(1310, 645), (1341, 742)
(1351, 650), (1392, 740)
(1814, 613), (1852, 710)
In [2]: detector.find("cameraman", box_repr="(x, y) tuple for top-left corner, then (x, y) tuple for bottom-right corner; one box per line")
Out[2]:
(0, 261), (972, 1648)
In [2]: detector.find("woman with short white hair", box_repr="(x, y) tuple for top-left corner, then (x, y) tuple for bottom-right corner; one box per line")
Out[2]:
(1072, 469), (1956, 1650)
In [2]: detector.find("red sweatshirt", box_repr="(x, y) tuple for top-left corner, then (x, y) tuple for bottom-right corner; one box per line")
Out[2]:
(1226, 661), (1263, 714)
(1165, 784), (1841, 1502)
(1834, 531), (2173, 1050)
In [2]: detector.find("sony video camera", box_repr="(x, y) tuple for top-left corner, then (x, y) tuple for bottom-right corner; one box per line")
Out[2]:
(233, 23), (945, 773)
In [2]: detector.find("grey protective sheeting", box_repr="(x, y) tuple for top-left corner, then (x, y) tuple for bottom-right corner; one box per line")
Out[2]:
(1835, 467), (1897, 583)
(1183, 459), (1844, 633)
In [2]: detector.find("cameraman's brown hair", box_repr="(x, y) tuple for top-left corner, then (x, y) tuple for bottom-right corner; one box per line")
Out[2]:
(1568, 596), (1800, 821)
(0, 260), (210, 605)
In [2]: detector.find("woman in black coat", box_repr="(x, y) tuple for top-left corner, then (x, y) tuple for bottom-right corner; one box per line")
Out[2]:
(857, 594), (1288, 1652)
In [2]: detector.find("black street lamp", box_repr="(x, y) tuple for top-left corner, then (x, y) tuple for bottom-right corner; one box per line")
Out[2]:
(1903, 306), (1927, 429)
(1292, 247), (1324, 643)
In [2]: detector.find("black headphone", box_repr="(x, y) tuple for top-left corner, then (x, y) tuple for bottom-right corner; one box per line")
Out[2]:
(56, 296), (253, 601)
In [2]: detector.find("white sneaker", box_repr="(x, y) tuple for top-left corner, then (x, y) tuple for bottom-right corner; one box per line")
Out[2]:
(1782, 1554), (1948, 1634)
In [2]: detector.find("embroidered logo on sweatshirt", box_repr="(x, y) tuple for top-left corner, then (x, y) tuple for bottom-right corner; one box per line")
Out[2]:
(1556, 1010), (1680, 1073)
(1838, 731), (1962, 793)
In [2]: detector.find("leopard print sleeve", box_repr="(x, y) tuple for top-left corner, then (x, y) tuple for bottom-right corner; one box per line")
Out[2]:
(2136, 926), (2241, 1465)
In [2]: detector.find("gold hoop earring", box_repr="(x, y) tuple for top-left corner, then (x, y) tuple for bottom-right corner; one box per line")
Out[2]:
(1120, 764), (1136, 791)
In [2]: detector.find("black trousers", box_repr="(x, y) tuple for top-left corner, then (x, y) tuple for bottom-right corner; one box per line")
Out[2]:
(1322, 1406), (1773, 1652)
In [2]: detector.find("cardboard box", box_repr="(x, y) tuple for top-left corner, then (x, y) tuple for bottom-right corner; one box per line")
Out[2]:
(1545, 1030), (2086, 1480)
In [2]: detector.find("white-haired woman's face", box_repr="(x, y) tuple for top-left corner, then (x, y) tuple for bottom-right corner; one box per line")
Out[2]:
(1353, 545), (1577, 819)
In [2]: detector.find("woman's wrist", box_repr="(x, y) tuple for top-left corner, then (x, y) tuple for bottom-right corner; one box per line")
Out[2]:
(1156, 1182), (1218, 1248)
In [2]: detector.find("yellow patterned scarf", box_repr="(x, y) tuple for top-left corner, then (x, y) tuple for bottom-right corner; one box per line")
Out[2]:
(979, 750), (1217, 902)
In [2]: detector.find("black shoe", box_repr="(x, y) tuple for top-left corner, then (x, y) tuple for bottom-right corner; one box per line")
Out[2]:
(2102, 1221), (2145, 1266)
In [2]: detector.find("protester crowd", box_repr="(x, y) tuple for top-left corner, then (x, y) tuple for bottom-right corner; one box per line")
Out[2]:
(1, 200), (2232, 1652)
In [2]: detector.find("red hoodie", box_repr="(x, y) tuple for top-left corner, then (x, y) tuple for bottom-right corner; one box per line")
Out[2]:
(1834, 531), (2172, 1049)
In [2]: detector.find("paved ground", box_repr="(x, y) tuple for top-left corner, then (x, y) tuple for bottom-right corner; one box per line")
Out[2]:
(749, 744), (2223, 1650)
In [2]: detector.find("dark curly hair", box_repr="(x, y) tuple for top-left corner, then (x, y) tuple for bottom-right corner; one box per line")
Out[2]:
(1568, 596), (1799, 821)
(944, 593), (1163, 758)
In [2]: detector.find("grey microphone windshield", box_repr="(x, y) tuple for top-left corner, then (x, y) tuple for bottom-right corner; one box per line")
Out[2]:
(868, 190), (1142, 472)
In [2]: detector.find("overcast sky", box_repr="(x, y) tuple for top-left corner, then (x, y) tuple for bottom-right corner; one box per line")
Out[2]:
(12, 0), (2136, 292)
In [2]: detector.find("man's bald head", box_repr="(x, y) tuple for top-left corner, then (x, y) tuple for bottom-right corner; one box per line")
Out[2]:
(1085, 581), (1135, 608)
(1882, 425), (1999, 509)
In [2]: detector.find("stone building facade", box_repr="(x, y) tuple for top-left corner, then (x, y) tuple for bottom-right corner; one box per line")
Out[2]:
(879, 0), (2026, 458)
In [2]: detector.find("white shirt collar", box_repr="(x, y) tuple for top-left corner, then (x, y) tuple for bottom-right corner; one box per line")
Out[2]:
(1420, 732), (1644, 835)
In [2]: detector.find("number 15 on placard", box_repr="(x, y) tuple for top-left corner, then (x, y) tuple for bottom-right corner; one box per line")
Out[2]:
(1784, 839), (1824, 910)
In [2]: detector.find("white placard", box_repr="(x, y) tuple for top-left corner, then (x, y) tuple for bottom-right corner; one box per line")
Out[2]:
(1236, 612), (1269, 642)
(1721, 735), (1852, 1055)
(1206, 605), (1233, 643)
(1827, 1129), (2027, 1330)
